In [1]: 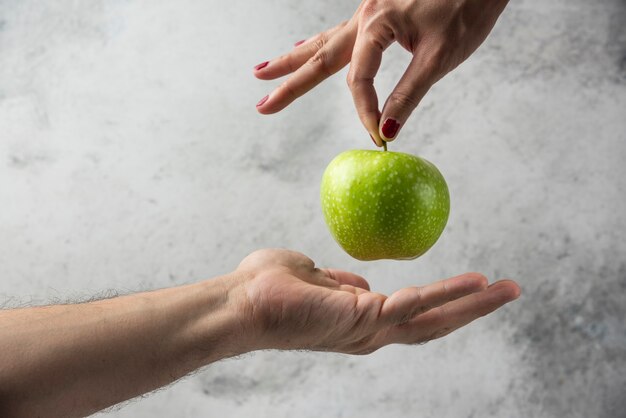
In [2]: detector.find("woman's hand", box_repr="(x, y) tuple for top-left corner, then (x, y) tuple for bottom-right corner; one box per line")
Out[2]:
(254, 0), (509, 145)
(233, 249), (520, 354)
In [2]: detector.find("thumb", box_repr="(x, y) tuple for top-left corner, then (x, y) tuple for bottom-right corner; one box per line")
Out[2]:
(379, 50), (440, 142)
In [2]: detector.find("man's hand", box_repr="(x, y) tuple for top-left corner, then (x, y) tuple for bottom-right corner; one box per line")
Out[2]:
(0, 248), (519, 417)
(233, 249), (520, 355)
(254, 0), (509, 145)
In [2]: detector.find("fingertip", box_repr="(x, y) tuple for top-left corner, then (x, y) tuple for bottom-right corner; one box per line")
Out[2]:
(379, 117), (401, 142)
(253, 61), (270, 77)
(253, 70), (279, 81)
(255, 106), (271, 115)
(443, 272), (489, 295)
(369, 132), (383, 147)
(505, 280), (522, 300)
(253, 61), (290, 81)
(351, 274), (371, 291)
(256, 92), (288, 115)
(358, 277), (371, 291)
(463, 272), (489, 290)
(253, 61), (269, 70)
(256, 94), (271, 113)
(256, 107), (279, 115)
(253, 72), (271, 81)
(491, 280), (522, 302)
(324, 268), (371, 291)
(467, 275), (489, 292)
(380, 132), (397, 143)
(361, 110), (383, 147)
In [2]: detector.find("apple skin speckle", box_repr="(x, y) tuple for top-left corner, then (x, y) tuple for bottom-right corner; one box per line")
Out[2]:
(320, 149), (450, 261)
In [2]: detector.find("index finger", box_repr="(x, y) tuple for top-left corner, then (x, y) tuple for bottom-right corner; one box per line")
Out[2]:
(346, 34), (387, 146)
(379, 273), (489, 326)
(384, 280), (521, 345)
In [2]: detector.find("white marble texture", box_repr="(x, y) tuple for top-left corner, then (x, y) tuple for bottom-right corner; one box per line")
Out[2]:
(1, 0), (625, 417)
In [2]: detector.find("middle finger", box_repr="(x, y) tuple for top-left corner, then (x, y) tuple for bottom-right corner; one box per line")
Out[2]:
(253, 21), (349, 81)
(256, 22), (357, 114)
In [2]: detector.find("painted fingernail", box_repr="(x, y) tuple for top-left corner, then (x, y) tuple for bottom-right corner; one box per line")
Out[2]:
(256, 95), (269, 107)
(254, 61), (269, 71)
(294, 39), (305, 47)
(370, 134), (379, 147)
(381, 118), (400, 139)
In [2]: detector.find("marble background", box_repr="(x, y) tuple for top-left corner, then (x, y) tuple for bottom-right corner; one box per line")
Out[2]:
(1, 0), (625, 417)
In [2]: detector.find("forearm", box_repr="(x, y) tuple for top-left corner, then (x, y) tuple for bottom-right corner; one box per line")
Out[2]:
(0, 273), (247, 417)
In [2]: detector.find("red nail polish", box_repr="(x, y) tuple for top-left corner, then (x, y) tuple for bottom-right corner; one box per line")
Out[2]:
(254, 61), (269, 71)
(294, 40), (305, 47)
(381, 118), (400, 139)
(256, 95), (269, 107)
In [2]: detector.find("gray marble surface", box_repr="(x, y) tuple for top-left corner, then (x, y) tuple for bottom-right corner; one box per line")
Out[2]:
(1, 0), (625, 417)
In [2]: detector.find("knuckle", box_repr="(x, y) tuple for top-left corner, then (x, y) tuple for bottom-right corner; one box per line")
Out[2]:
(312, 36), (327, 52)
(284, 55), (297, 74)
(358, 0), (397, 38)
(346, 70), (374, 91)
(309, 49), (333, 76)
(346, 71), (359, 89)
(427, 327), (452, 342)
(370, 36), (387, 52)
(388, 90), (420, 111)
(346, 73), (353, 88)
(442, 280), (450, 297)
(360, 0), (380, 19)
(279, 80), (298, 100)
(403, 287), (426, 322)
(419, 304), (432, 314)
(278, 54), (295, 74)
(396, 288), (426, 325)
(474, 293), (494, 318)
(413, 286), (424, 305)
(436, 304), (449, 325)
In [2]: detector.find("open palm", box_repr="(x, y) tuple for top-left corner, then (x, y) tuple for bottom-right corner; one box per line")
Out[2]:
(235, 249), (520, 354)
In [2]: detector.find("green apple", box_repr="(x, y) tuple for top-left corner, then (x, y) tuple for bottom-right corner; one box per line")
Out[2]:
(320, 149), (450, 261)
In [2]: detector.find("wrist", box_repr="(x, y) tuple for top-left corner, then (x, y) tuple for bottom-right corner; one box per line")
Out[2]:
(180, 272), (256, 368)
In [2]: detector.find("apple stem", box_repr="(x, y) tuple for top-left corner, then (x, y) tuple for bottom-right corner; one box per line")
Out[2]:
(383, 141), (387, 152)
